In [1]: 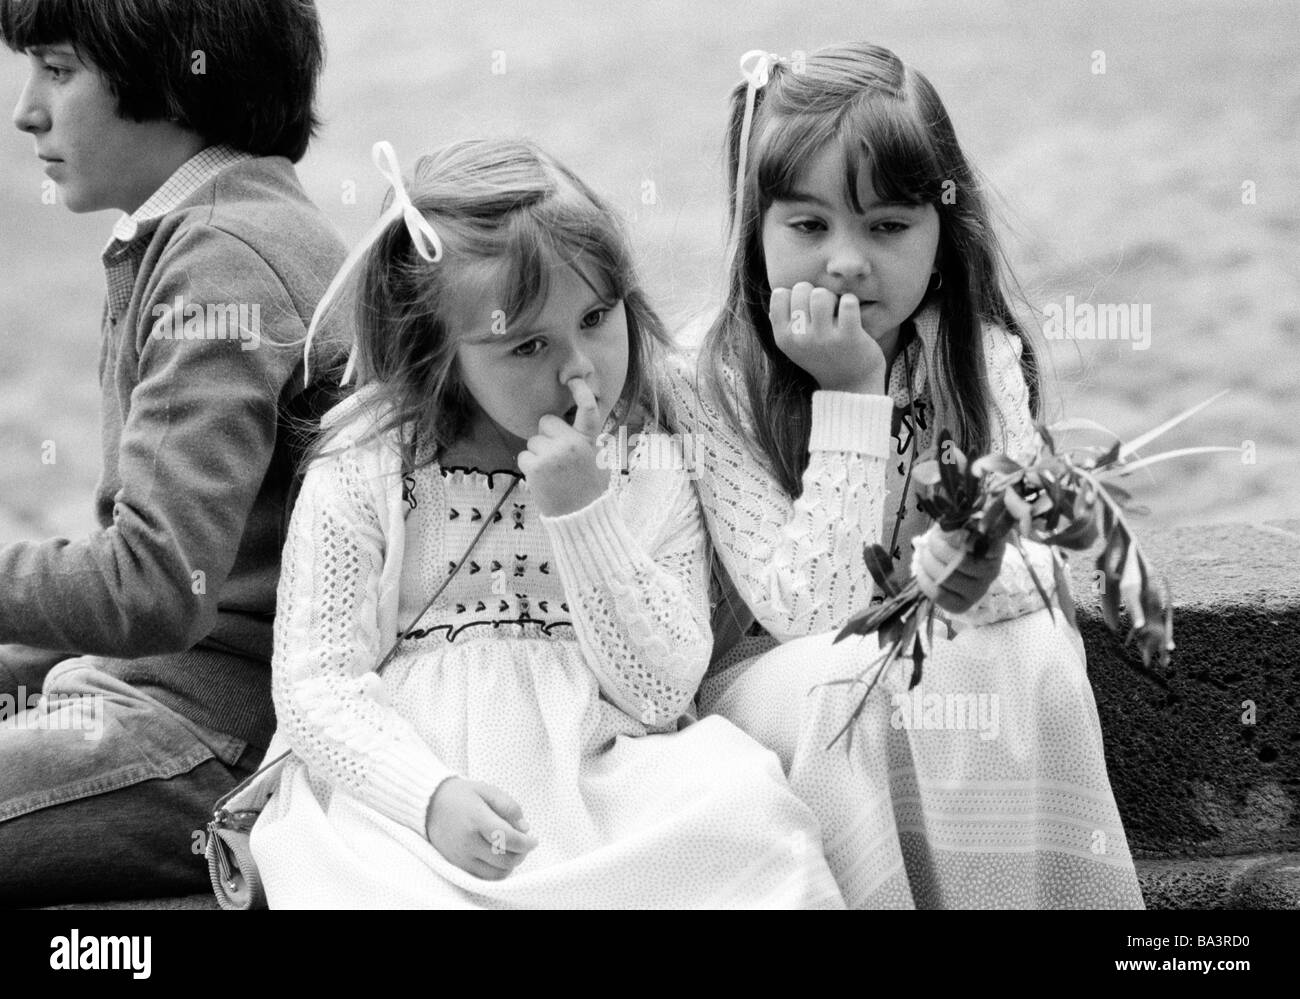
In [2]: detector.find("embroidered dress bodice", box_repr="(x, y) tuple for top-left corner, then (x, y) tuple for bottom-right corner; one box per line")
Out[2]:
(396, 467), (573, 645)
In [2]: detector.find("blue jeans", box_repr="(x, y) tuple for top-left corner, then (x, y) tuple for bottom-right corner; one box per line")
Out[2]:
(0, 656), (262, 905)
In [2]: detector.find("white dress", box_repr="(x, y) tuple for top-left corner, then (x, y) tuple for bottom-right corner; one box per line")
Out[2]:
(667, 305), (1145, 909)
(248, 389), (844, 909)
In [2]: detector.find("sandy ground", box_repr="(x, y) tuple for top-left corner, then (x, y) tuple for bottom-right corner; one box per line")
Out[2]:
(0, 0), (1295, 544)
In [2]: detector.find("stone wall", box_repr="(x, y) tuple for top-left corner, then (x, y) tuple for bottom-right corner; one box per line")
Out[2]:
(1067, 519), (1299, 908)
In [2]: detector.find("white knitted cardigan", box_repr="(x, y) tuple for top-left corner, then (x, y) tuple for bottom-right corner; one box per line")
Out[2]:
(665, 304), (1062, 645)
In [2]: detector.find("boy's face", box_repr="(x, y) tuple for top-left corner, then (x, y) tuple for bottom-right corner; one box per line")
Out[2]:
(11, 43), (196, 214)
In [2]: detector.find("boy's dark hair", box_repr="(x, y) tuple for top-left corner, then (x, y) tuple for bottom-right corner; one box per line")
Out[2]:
(1, 0), (324, 161)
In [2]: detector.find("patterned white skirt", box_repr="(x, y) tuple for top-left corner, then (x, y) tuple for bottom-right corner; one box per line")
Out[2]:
(699, 609), (1145, 909)
(251, 637), (844, 909)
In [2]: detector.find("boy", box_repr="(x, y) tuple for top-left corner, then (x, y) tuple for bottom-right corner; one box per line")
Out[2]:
(0, 0), (348, 903)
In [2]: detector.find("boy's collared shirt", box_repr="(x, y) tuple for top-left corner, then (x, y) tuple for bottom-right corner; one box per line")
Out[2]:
(101, 144), (252, 321)
(0, 151), (349, 750)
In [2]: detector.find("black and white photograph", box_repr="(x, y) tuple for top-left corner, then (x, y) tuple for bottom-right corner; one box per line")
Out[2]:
(0, 0), (1294, 966)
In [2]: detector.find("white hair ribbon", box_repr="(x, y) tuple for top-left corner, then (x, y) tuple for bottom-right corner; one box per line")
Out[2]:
(303, 140), (445, 387)
(729, 50), (782, 256)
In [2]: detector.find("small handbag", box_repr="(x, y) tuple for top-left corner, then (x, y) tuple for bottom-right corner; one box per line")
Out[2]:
(206, 475), (519, 909)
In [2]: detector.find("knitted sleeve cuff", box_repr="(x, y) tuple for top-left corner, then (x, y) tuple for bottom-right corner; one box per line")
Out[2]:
(539, 489), (642, 583)
(369, 742), (458, 836)
(809, 391), (894, 457)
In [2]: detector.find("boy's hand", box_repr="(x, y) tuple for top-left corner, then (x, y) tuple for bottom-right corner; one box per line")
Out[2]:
(769, 282), (887, 395)
(518, 378), (609, 516)
(425, 777), (539, 880)
(912, 525), (1008, 615)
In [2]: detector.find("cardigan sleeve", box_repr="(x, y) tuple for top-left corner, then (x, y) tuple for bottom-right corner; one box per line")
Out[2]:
(948, 325), (1061, 628)
(270, 419), (455, 836)
(664, 353), (894, 643)
(540, 434), (712, 729)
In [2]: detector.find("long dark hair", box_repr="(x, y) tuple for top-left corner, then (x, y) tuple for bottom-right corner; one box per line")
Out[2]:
(701, 41), (1042, 498)
(324, 138), (670, 471)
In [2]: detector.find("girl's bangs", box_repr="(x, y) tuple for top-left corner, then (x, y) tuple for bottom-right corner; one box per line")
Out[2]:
(839, 96), (945, 208)
(755, 94), (944, 209)
(753, 111), (837, 206)
(494, 216), (553, 333)
(480, 211), (621, 334)
(543, 192), (627, 304)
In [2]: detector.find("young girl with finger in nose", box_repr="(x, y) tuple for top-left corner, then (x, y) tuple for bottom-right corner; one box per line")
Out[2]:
(247, 138), (843, 908)
(668, 42), (1143, 908)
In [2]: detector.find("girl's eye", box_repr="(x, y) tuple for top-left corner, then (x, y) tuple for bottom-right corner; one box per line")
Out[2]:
(512, 338), (545, 358)
(874, 221), (910, 235)
(42, 62), (71, 81)
(789, 219), (825, 234)
(580, 308), (608, 330)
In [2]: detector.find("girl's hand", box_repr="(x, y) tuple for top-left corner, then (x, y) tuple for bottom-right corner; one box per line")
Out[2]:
(518, 378), (608, 516)
(769, 282), (887, 395)
(912, 525), (1008, 615)
(425, 777), (540, 880)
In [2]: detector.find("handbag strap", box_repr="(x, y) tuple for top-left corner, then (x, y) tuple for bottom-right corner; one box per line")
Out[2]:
(214, 471), (520, 816)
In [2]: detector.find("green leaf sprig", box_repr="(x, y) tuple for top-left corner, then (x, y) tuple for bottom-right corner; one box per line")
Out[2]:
(824, 391), (1236, 752)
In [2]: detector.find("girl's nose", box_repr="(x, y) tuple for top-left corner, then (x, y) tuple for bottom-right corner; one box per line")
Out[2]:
(12, 77), (49, 135)
(557, 345), (596, 388)
(826, 232), (871, 280)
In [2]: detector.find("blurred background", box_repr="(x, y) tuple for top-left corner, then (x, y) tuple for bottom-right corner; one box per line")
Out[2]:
(0, 0), (1296, 543)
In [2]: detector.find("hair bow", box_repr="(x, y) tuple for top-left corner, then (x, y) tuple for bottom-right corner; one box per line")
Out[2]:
(303, 140), (445, 387)
(729, 50), (785, 255)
